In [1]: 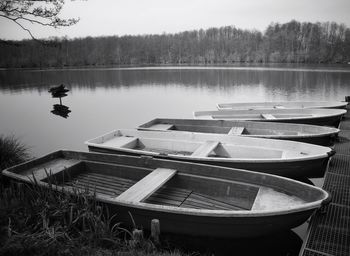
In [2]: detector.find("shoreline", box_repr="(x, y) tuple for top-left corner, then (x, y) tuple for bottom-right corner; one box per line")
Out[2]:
(1, 63), (350, 73)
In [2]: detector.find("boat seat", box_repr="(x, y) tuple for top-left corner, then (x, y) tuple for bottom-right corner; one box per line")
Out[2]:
(228, 126), (245, 135)
(103, 136), (138, 148)
(27, 159), (81, 181)
(148, 123), (175, 130)
(116, 168), (177, 202)
(191, 141), (220, 157)
(261, 114), (276, 120)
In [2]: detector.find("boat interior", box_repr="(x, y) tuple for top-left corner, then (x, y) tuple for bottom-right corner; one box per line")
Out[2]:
(141, 122), (305, 136)
(96, 134), (290, 159)
(210, 113), (315, 120)
(217, 101), (347, 110)
(25, 158), (308, 212)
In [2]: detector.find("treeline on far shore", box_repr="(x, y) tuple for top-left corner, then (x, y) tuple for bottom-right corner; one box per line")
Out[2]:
(1, 20), (350, 68)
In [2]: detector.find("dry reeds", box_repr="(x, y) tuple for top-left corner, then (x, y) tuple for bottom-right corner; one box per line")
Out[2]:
(0, 134), (31, 171)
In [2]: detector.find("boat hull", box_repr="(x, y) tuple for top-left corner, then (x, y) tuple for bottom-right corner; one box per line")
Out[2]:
(275, 134), (336, 147)
(105, 203), (315, 238)
(88, 146), (331, 179)
(2, 150), (328, 239)
(255, 114), (342, 128)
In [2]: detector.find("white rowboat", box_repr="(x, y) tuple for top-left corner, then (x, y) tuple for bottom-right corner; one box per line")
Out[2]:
(2, 150), (330, 238)
(85, 129), (334, 179)
(193, 108), (346, 128)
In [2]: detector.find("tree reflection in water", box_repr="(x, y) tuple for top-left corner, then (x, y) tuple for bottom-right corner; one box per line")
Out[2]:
(49, 84), (71, 119)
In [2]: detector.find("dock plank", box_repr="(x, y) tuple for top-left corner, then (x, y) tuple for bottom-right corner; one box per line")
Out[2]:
(116, 168), (177, 202)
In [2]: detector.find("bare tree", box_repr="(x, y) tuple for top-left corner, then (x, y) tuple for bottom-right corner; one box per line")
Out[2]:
(0, 0), (79, 41)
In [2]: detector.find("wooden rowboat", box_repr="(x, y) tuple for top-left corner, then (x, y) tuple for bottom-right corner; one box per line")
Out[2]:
(2, 150), (330, 238)
(217, 101), (348, 110)
(138, 118), (340, 146)
(193, 108), (346, 128)
(85, 129), (334, 179)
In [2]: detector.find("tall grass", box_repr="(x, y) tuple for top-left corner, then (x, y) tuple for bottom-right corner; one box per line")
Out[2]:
(0, 176), (185, 256)
(0, 135), (185, 255)
(0, 134), (31, 171)
(0, 181), (173, 255)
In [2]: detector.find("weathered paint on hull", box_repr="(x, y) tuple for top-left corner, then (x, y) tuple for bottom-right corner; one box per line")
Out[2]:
(271, 134), (337, 147)
(88, 146), (330, 179)
(257, 115), (342, 128)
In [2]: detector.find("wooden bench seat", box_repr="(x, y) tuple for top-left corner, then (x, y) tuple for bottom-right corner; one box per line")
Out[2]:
(261, 114), (276, 120)
(28, 159), (81, 181)
(116, 168), (177, 202)
(228, 126), (245, 135)
(103, 136), (138, 148)
(191, 141), (220, 157)
(148, 124), (175, 130)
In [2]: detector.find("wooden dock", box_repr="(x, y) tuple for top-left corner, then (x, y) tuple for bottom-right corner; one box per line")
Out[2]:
(300, 109), (350, 256)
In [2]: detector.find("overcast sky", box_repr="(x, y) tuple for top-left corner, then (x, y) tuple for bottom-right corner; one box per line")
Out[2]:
(1, 0), (350, 40)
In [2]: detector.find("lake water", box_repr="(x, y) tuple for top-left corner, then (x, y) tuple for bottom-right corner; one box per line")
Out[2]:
(1, 65), (350, 255)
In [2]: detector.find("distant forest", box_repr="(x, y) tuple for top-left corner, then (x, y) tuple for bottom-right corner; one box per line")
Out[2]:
(1, 20), (350, 68)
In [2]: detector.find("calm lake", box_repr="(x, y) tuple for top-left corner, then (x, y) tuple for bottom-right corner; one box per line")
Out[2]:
(1, 65), (350, 255)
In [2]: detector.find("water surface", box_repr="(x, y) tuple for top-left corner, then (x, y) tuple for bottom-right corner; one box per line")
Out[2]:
(1, 66), (349, 255)
(1, 66), (349, 156)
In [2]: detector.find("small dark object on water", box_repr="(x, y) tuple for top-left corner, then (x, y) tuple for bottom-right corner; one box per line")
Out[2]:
(345, 96), (350, 102)
(48, 84), (69, 94)
(51, 92), (68, 98)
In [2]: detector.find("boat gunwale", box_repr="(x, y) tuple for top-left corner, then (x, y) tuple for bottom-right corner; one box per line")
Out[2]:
(138, 118), (340, 139)
(1, 150), (329, 218)
(193, 108), (347, 121)
(216, 101), (348, 110)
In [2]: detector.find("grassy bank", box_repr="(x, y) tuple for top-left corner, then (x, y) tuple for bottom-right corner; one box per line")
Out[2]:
(0, 135), (186, 256)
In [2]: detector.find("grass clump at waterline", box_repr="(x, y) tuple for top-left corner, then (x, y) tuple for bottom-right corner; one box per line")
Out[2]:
(0, 135), (186, 256)
(0, 134), (31, 171)
(0, 181), (183, 256)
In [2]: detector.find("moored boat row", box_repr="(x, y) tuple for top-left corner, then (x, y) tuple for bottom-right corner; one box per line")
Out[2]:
(85, 129), (334, 179)
(2, 99), (347, 239)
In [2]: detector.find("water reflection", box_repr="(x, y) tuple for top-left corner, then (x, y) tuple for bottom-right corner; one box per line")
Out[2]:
(49, 84), (71, 119)
(163, 230), (302, 256)
(1, 66), (347, 256)
(51, 104), (71, 118)
(1, 67), (350, 102)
